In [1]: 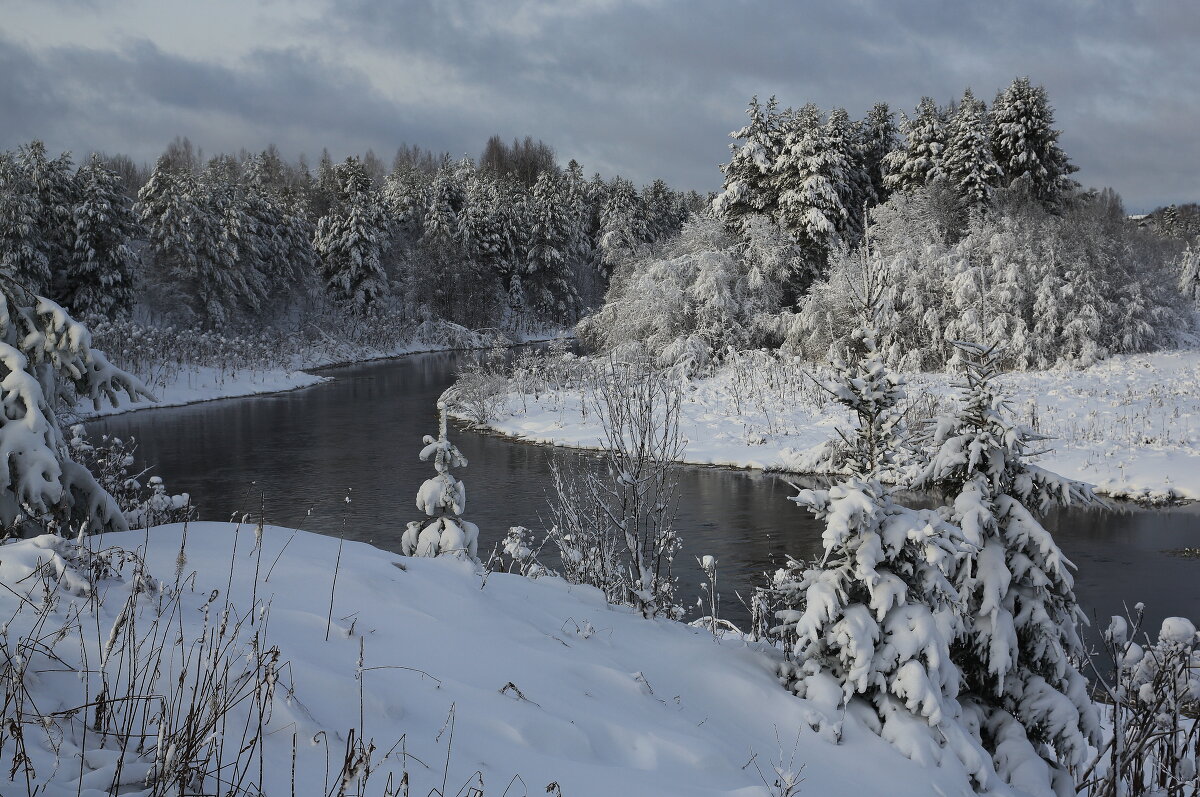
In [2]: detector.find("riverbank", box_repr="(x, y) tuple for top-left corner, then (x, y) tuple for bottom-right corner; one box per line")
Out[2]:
(0, 522), (997, 796)
(73, 329), (567, 420)
(463, 346), (1200, 503)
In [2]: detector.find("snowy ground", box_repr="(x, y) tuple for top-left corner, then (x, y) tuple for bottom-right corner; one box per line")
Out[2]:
(0, 523), (1003, 796)
(468, 346), (1200, 502)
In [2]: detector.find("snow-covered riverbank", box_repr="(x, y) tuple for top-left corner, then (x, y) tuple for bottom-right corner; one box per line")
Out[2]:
(467, 346), (1200, 502)
(74, 331), (566, 420)
(0, 523), (998, 796)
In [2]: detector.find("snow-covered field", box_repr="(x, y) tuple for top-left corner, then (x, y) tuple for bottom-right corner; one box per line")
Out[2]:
(470, 346), (1200, 502)
(0, 523), (998, 796)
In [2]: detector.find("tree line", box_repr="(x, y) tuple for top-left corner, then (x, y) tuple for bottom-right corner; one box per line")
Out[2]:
(0, 135), (702, 333)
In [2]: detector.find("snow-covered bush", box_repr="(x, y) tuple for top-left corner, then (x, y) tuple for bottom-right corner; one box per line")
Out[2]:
(1, 287), (150, 538)
(789, 189), (1191, 371)
(578, 213), (794, 372)
(1082, 607), (1200, 796)
(916, 342), (1102, 793)
(492, 524), (548, 578)
(401, 401), (479, 559)
(445, 347), (509, 426)
(67, 425), (193, 529)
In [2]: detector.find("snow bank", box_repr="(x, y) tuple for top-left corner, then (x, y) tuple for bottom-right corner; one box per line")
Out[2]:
(0, 523), (1003, 796)
(473, 346), (1200, 501)
(75, 365), (328, 418)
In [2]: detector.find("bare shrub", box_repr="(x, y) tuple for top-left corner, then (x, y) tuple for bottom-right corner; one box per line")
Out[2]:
(546, 357), (685, 618)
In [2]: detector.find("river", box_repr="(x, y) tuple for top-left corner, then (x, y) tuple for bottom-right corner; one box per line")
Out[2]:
(90, 351), (1200, 638)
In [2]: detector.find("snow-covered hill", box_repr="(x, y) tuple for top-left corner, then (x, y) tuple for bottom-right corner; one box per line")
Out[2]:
(0, 523), (1001, 796)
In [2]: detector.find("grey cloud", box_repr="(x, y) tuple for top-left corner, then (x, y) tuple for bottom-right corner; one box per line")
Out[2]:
(3, 0), (1199, 209)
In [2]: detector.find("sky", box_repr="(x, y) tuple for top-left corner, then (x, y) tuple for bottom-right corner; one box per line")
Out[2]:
(2, 0), (1196, 212)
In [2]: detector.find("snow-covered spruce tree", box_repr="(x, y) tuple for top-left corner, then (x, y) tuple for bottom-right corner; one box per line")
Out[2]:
(943, 89), (1003, 207)
(401, 401), (479, 559)
(526, 170), (580, 322)
(714, 96), (783, 228)
(313, 166), (389, 309)
(915, 342), (1101, 794)
(990, 77), (1076, 205)
(18, 141), (77, 297)
(65, 154), (139, 319)
(598, 177), (648, 276)
(0, 152), (51, 293)
(642, 178), (683, 243)
(772, 105), (850, 284)
(137, 157), (252, 327)
(239, 155), (290, 284)
(883, 97), (947, 195)
(825, 107), (874, 246)
(769, 330), (988, 784)
(860, 102), (899, 206)
(0, 276), (152, 537)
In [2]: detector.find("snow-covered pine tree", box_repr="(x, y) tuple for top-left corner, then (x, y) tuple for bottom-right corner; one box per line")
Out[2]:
(598, 177), (648, 276)
(915, 342), (1101, 794)
(460, 173), (504, 279)
(1, 278), (152, 537)
(584, 172), (610, 274)
(713, 96), (783, 227)
(311, 147), (338, 220)
(562, 160), (593, 268)
(883, 97), (947, 194)
(422, 167), (462, 253)
(401, 400), (479, 559)
(197, 158), (264, 323)
(66, 154), (139, 319)
(312, 175), (388, 309)
(825, 108), (874, 246)
(770, 328), (987, 785)
(0, 152), (50, 292)
(136, 158), (197, 309)
(990, 77), (1076, 204)
(943, 89), (1003, 206)
(240, 154), (289, 281)
(642, 178), (682, 242)
(279, 198), (317, 289)
(526, 170), (580, 322)
(18, 141), (77, 297)
(860, 102), (898, 206)
(772, 104), (849, 285)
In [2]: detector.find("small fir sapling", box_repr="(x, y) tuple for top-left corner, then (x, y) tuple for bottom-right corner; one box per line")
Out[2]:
(915, 341), (1102, 795)
(770, 328), (987, 784)
(401, 400), (479, 559)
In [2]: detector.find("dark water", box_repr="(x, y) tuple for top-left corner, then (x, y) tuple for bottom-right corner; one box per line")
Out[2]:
(90, 352), (1200, 637)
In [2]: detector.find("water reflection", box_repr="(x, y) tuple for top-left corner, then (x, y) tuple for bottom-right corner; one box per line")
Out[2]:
(91, 352), (1200, 636)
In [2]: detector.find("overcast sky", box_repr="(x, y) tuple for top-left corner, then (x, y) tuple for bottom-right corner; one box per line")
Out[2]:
(3, 0), (1196, 211)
